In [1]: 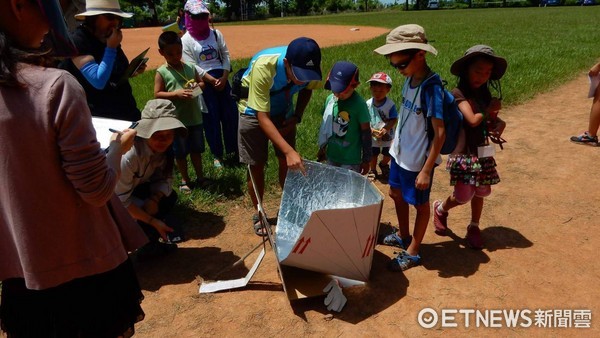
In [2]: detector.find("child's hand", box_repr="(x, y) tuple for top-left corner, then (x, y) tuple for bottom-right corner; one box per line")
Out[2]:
(415, 170), (431, 190)
(175, 89), (193, 99)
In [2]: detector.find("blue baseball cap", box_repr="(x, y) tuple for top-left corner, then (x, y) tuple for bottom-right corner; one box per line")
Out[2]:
(38, 0), (78, 57)
(325, 61), (359, 93)
(285, 37), (322, 82)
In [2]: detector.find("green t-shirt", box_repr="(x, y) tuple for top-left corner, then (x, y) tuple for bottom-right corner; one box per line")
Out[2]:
(156, 62), (203, 126)
(324, 91), (370, 165)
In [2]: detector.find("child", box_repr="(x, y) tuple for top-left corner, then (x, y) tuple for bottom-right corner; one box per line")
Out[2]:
(318, 61), (372, 175)
(570, 60), (600, 146)
(366, 72), (398, 180)
(433, 45), (507, 250)
(154, 31), (209, 193)
(374, 24), (445, 271)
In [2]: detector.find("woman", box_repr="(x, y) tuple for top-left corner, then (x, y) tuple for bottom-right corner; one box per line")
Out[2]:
(0, 0), (147, 336)
(116, 99), (188, 259)
(61, 0), (145, 122)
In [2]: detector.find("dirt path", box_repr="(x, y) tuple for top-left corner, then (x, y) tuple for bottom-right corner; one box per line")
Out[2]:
(127, 25), (600, 336)
(122, 25), (389, 69)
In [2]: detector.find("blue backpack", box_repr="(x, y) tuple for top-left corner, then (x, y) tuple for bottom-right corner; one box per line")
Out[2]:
(420, 74), (463, 155)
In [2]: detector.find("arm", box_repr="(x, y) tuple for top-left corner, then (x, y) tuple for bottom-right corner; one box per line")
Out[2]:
(360, 122), (373, 175)
(126, 203), (173, 241)
(458, 100), (484, 127)
(153, 71), (193, 100)
(213, 30), (231, 91)
(73, 48), (117, 89)
(416, 117), (445, 190)
(256, 111), (305, 173)
(279, 88), (312, 136)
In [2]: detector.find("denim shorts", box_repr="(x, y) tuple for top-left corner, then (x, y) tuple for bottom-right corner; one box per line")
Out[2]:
(388, 159), (435, 206)
(172, 124), (205, 159)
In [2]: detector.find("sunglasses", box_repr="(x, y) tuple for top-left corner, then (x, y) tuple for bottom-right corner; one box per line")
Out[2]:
(389, 54), (415, 70)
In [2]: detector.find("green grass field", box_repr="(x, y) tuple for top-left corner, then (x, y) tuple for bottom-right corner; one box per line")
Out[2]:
(130, 7), (600, 211)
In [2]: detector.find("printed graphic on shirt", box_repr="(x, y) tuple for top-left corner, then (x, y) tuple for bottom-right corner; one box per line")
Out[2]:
(333, 110), (350, 138)
(199, 45), (218, 62)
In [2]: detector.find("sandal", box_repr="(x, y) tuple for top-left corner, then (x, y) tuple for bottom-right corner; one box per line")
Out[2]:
(367, 170), (377, 181)
(570, 131), (598, 146)
(252, 213), (268, 237)
(179, 181), (192, 194)
(381, 232), (412, 250)
(213, 158), (223, 169)
(387, 251), (421, 272)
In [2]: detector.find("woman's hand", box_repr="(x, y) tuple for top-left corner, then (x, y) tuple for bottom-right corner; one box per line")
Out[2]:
(148, 217), (173, 241)
(106, 28), (123, 49)
(110, 128), (137, 154)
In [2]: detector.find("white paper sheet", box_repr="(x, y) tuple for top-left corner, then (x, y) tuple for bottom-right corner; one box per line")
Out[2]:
(91, 117), (135, 149)
(588, 73), (600, 98)
(199, 248), (265, 293)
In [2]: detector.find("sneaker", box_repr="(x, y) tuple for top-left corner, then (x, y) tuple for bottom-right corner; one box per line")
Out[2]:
(388, 251), (421, 271)
(433, 200), (449, 236)
(570, 132), (598, 146)
(466, 224), (483, 250)
(382, 232), (412, 250)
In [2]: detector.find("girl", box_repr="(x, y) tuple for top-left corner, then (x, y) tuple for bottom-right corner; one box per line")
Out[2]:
(432, 45), (507, 250)
(0, 0), (146, 336)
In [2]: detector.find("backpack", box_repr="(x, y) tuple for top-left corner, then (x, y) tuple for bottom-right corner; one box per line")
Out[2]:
(230, 67), (249, 101)
(420, 74), (463, 155)
(230, 67), (294, 102)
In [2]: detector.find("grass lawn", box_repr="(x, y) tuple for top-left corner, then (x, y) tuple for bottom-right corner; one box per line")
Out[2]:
(129, 6), (600, 212)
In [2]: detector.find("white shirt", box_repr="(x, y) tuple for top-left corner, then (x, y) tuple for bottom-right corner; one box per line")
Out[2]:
(181, 29), (231, 78)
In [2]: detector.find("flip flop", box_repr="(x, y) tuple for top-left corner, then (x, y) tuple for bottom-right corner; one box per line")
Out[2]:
(252, 213), (268, 237)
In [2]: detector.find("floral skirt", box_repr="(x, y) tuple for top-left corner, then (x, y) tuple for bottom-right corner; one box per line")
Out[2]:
(446, 154), (500, 186)
(0, 259), (144, 338)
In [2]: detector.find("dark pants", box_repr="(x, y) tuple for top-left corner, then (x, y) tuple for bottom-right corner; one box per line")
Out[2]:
(203, 68), (239, 158)
(131, 183), (177, 242)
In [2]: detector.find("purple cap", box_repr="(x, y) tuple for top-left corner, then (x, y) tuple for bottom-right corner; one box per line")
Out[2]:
(38, 0), (78, 57)
(285, 37), (322, 82)
(325, 61), (359, 93)
(184, 0), (210, 14)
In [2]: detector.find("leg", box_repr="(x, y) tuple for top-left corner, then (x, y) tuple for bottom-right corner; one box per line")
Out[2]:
(247, 163), (265, 210)
(588, 83), (600, 137)
(190, 152), (203, 180)
(407, 201), (431, 257)
(219, 81), (240, 156)
(380, 154), (391, 166)
(175, 157), (190, 184)
(470, 196), (484, 224)
(389, 187), (410, 238)
(202, 84), (225, 159)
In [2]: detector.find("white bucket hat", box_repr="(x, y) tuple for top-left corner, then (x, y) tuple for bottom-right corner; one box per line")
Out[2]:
(74, 0), (133, 20)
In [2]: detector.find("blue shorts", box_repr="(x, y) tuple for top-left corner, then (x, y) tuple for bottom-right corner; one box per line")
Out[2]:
(172, 124), (205, 159)
(388, 159), (435, 206)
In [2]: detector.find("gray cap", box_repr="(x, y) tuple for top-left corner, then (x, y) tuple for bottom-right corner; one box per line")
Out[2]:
(135, 99), (187, 139)
(374, 24), (438, 56)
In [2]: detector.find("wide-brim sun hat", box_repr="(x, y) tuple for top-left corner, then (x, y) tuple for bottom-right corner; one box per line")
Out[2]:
(74, 0), (133, 20)
(374, 24), (438, 56)
(450, 45), (507, 80)
(135, 99), (187, 139)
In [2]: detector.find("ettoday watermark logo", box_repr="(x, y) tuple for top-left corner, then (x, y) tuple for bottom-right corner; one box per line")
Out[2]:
(418, 308), (592, 329)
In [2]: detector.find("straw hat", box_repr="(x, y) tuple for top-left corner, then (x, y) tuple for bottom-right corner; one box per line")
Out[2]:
(74, 0), (133, 20)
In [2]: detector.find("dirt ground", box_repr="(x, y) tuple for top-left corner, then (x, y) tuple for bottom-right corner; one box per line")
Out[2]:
(125, 25), (600, 336)
(121, 25), (389, 70)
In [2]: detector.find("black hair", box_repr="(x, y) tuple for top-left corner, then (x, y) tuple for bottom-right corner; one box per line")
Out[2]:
(0, 32), (20, 87)
(456, 55), (502, 106)
(158, 31), (182, 50)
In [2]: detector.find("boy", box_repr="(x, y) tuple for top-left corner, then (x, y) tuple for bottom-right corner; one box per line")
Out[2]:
(318, 61), (372, 174)
(374, 24), (446, 271)
(366, 72), (398, 180)
(154, 31), (210, 193)
(237, 37), (322, 236)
